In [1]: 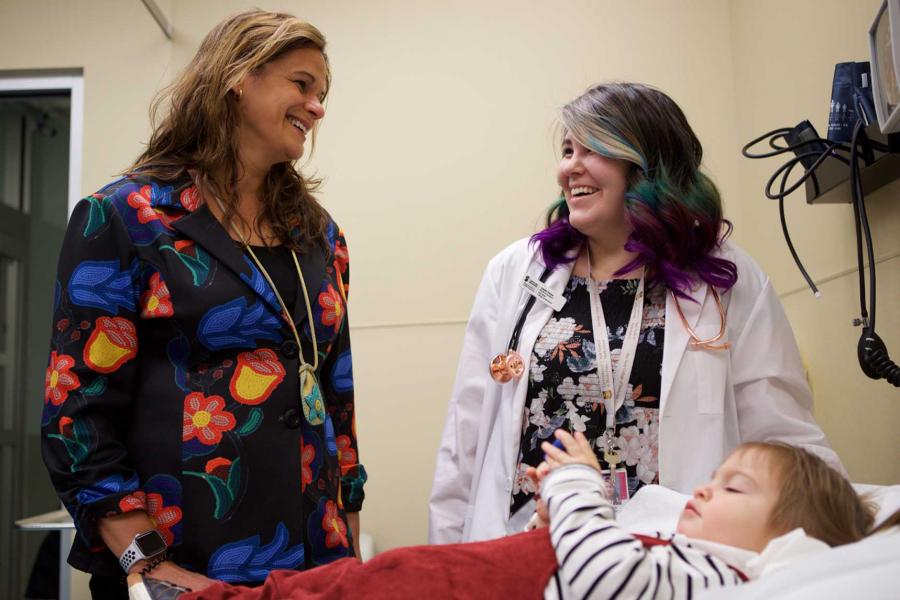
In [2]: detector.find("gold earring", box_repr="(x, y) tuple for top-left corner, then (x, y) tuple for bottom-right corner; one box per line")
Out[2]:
(237, 88), (243, 99)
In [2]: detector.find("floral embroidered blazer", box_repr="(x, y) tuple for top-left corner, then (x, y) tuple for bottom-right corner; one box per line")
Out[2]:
(41, 174), (365, 582)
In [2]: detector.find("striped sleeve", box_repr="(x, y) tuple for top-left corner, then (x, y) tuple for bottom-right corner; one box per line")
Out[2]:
(541, 465), (743, 600)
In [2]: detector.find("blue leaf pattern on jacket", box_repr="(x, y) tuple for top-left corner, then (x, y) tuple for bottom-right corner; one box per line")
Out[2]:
(166, 335), (191, 393)
(197, 298), (283, 350)
(207, 522), (304, 582)
(239, 256), (281, 315)
(75, 473), (140, 506)
(324, 415), (337, 456)
(69, 259), (140, 313)
(331, 350), (353, 393)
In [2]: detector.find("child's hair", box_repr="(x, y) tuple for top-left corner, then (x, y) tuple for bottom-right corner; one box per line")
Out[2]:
(738, 442), (874, 546)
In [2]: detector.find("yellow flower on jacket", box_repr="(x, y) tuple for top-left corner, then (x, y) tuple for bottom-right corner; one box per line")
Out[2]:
(229, 349), (286, 405)
(83, 317), (138, 373)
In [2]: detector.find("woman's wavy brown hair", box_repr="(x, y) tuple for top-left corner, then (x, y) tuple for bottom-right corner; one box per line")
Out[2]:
(128, 9), (332, 251)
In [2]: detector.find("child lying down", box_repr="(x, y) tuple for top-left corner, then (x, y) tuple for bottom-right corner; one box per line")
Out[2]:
(531, 432), (884, 598)
(137, 435), (894, 599)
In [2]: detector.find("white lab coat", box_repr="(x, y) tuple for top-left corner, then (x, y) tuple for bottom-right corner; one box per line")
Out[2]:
(429, 238), (843, 544)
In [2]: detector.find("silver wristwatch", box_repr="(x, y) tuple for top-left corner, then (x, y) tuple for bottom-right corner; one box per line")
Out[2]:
(118, 530), (167, 573)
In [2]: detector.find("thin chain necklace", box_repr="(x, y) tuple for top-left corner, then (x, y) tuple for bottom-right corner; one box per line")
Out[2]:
(213, 196), (326, 426)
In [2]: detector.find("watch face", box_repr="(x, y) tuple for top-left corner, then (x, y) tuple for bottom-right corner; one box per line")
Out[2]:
(135, 530), (167, 556)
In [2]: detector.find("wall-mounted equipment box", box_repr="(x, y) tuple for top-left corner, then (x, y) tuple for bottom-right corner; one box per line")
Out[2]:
(805, 123), (900, 204)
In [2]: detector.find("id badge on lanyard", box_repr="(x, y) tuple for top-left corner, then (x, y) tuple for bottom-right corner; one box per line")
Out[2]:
(587, 266), (645, 507)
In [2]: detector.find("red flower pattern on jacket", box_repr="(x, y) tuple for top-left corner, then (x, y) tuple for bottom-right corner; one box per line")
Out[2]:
(318, 284), (343, 331)
(182, 393), (236, 445)
(45, 351), (80, 405)
(127, 185), (174, 228)
(301, 440), (315, 493)
(205, 457), (232, 480)
(333, 234), (348, 275)
(321, 500), (348, 548)
(140, 272), (174, 319)
(58, 416), (75, 438)
(118, 491), (182, 546)
(179, 186), (201, 212)
(336, 435), (357, 476)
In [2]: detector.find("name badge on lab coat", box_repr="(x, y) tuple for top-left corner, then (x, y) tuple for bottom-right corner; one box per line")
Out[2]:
(521, 274), (566, 311)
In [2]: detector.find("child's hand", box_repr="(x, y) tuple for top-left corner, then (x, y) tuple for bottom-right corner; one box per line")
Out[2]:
(540, 429), (601, 473)
(534, 497), (550, 527)
(524, 462), (551, 529)
(526, 461), (551, 489)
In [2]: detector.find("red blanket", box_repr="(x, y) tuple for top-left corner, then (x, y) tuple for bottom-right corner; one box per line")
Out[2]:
(183, 529), (558, 599)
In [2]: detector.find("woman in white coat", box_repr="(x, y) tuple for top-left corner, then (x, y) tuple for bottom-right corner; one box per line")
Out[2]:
(429, 83), (843, 545)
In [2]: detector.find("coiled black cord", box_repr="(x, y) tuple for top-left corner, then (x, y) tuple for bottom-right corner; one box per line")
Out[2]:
(848, 120), (899, 387)
(743, 122), (898, 387)
(741, 129), (852, 296)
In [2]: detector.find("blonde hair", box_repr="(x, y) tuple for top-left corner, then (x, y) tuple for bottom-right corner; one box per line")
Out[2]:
(737, 442), (874, 546)
(129, 9), (331, 251)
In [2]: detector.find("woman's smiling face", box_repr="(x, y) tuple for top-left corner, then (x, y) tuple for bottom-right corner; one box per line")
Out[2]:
(556, 132), (633, 237)
(235, 46), (328, 170)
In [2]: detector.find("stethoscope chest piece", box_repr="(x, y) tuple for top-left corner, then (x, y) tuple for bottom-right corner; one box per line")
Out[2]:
(489, 349), (525, 383)
(490, 266), (554, 385)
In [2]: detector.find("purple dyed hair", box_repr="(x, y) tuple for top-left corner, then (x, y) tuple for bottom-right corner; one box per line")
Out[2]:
(531, 83), (737, 300)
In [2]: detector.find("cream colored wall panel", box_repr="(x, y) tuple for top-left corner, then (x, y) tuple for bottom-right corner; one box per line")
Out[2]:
(781, 256), (900, 485)
(350, 322), (465, 550)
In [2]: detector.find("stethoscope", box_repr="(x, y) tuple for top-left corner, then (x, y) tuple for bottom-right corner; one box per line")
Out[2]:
(489, 267), (552, 383)
(488, 266), (729, 384)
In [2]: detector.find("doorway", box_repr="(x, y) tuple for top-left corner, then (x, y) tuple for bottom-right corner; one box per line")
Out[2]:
(0, 72), (82, 599)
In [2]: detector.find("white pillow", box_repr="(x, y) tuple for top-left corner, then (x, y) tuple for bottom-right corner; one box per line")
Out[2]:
(615, 484), (685, 535)
(618, 483), (900, 599)
(697, 528), (900, 600)
(854, 483), (900, 527)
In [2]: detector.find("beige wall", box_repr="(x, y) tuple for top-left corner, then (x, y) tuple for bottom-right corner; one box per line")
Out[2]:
(1, 4), (896, 590)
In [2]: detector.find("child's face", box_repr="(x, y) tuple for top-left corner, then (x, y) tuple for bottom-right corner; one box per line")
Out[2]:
(676, 448), (784, 552)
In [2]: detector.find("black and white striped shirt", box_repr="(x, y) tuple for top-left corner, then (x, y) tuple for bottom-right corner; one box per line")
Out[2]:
(542, 465), (745, 599)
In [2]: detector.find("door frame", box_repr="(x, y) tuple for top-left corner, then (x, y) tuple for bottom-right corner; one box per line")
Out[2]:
(0, 69), (83, 600)
(0, 70), (84, 215)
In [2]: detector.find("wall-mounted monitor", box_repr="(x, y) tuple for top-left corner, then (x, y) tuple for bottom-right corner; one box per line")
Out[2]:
(869, 0), (900, 133)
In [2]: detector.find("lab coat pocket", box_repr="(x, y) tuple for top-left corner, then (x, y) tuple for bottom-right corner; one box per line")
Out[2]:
(689, 324), (729, 415)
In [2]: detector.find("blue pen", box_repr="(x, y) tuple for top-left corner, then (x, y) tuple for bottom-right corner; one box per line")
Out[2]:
(543, 438), (565, 459)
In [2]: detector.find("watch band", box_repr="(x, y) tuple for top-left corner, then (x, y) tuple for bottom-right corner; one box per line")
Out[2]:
(119, 530), (167, 573)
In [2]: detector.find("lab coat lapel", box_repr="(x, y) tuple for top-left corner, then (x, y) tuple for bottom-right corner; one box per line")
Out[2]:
(660, 282), (709, 416)
(511, 258), (577, 409)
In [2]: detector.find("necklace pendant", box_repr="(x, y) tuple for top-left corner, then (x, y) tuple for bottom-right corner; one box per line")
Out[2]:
(299, 365), (325, 425)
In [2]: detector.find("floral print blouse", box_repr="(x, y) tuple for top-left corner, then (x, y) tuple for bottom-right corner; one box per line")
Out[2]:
(511, 276), (666, 514)
(41, 174), (365, 581)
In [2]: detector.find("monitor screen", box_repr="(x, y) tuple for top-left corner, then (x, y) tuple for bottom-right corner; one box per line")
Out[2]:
(874, 4), (899, 114)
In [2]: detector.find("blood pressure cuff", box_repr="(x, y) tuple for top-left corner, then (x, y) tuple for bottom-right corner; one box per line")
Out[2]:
(827, 61), (876, 142)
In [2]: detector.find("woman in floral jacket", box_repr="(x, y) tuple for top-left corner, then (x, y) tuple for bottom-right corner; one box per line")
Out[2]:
(41, 10), (364, 597)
